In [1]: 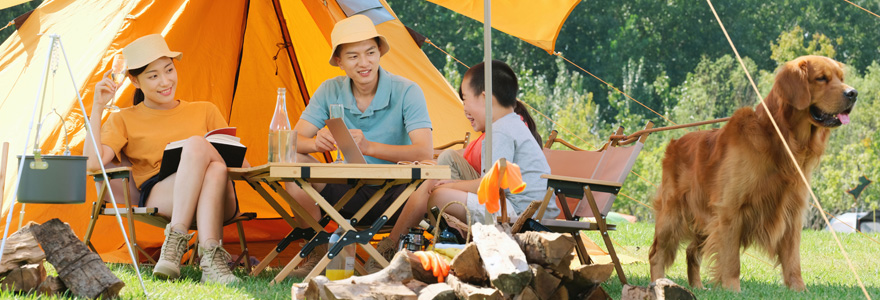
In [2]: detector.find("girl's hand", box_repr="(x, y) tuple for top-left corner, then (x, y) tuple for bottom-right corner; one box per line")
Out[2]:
(93, 71), (117, 112)
(430, 180), (457, 194)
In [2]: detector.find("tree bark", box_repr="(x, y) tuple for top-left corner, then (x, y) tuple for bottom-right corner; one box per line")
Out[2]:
(30, 219), (124, 299)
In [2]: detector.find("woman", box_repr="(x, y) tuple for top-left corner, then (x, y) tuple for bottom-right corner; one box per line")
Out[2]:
(85, 34), (240, 285)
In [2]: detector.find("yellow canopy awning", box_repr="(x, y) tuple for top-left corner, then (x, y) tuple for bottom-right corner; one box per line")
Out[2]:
(425, 0), (580, 53)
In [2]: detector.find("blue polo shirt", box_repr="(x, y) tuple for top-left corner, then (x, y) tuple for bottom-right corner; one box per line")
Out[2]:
(300, 67), (432, 164)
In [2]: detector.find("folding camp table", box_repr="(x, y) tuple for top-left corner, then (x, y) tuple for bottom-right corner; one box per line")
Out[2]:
(228, 163), (450, 283)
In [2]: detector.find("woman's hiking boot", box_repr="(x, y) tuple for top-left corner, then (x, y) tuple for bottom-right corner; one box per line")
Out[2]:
(199, 244), (241, 285)
(153, 224), (194, 279)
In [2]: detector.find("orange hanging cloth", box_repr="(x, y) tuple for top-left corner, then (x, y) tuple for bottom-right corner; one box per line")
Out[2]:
(477, 159), (526, 214)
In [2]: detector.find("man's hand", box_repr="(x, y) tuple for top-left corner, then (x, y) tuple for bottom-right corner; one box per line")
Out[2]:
(349, 129), (370, 155)
(314, 127), (337, 153)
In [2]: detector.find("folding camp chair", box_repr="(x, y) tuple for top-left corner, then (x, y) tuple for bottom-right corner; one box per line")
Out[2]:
(433, 132), (471, 159)
(534, 122), (653, 285)
(83, 156), (256, 271)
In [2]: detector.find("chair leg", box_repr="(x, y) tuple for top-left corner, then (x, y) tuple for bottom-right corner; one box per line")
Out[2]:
(572, 232), (593, 265)
(84, 181), (109, 253)
(188, 236), (199, 266)
(584, 186), (627, 284)
(235, 220), (251, 272)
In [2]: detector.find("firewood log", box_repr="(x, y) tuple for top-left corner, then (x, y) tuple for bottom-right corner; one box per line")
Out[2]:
(472, 224), (532, 295)
(450, 243), (488, 285)
(513, 286), (539, 300)
(342, 250), (413, 284)
(528, 264), (561, 300)
(37, 275), (67, 297)
(30, 219), (123, 299)
(0, 223), (44, 275)
(418, 283), (455, 300)
(323, 282), (417, 300)
(515, 231), (575, 267)
(0, 263), (45, 292)
(447, 274), (500, 300)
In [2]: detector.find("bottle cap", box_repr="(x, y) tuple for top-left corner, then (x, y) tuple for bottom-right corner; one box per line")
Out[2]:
(418, 220), (431, 229)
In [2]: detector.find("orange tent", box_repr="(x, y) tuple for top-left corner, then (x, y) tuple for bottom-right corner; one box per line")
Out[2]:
(0, 0), (472, 262)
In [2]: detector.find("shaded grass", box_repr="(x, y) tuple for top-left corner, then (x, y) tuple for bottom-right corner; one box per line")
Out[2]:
(1, 222), (876, 299)
(586, 222), (880, 299)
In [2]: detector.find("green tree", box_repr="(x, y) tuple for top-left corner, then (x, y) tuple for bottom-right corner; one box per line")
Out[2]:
(770, 26), (837, 66)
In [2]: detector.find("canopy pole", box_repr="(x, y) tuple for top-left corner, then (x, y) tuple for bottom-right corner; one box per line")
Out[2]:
(482, 0), (492, 173)
(481, 0), (494, 224)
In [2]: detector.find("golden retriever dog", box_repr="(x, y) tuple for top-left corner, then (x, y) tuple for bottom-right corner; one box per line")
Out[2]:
(649, 55), (857, 292)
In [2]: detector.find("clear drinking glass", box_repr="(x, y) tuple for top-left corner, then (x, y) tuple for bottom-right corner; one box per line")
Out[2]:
(106, 54), (126, 112)
(329, 104), (344, 163)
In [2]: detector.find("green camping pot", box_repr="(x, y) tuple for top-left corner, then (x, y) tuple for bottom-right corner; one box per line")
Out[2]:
(16, 155), (87, 204)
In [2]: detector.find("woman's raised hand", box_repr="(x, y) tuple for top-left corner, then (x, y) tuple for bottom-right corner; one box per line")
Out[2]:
(93, 70), (117, 113)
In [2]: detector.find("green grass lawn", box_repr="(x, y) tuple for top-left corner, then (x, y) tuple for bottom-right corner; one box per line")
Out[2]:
(2, 222), (877, 299)
(587, 222), (880, 299)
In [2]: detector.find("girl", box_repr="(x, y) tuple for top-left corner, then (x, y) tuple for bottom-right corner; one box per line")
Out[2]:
(428, 59), (559, 225)
(372, 60), (559, 272)
(85, 34), (240, 285)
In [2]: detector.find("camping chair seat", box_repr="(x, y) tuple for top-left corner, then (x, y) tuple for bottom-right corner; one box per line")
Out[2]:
(534, 123), (653, 285)
(83, 162), (256, 272)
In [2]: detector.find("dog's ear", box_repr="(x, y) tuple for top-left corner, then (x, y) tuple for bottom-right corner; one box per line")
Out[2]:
(774, 59), (812, 110)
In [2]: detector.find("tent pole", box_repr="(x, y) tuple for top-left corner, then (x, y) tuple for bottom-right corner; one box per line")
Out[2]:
(482, 0), (492, 173)
(482, 0), (493, 224)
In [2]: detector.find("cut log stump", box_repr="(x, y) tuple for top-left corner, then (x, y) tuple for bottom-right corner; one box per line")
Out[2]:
(621, 278), (695, 300)
(450, 243), (488, 285)
(323, 282), (417, 300)
(418, 283), (455, 300)
(0, 222), (44, 275)
(528, 264), (561, 300)
(515, 231), (575, 267)
(447, 274), (500, 300)
(0, 263), (45, 292)
(31, 219), (124, 299)
(472, 224), (532, 295)
(37, 275), (67, 297)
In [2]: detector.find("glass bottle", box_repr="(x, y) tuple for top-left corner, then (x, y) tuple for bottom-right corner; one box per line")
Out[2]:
(269, 88), (294, 163)
(325, 227), (355, 280)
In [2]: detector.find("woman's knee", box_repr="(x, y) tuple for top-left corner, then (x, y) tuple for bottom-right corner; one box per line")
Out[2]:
(205, 161), (228, 181)
(180, 136), (213, 158)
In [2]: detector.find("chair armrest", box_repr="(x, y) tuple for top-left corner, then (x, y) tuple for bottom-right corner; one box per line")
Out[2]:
(541, 174), (622, 195)
(88, 167), (133, 181)
(434, 132), (471, 150)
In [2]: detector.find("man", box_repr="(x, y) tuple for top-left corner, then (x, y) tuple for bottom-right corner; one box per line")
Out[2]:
(286, 15), (433, 276)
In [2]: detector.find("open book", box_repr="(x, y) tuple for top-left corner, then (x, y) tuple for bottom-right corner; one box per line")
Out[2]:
(157, 127), (247, 180)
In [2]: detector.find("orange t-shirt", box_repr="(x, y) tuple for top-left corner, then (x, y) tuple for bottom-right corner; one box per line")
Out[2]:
(101, 101), (228, 188)
(463, 133), (484, 173)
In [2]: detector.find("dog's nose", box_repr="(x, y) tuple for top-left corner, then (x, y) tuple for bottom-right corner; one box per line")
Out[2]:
(845, 88), (858, 101)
